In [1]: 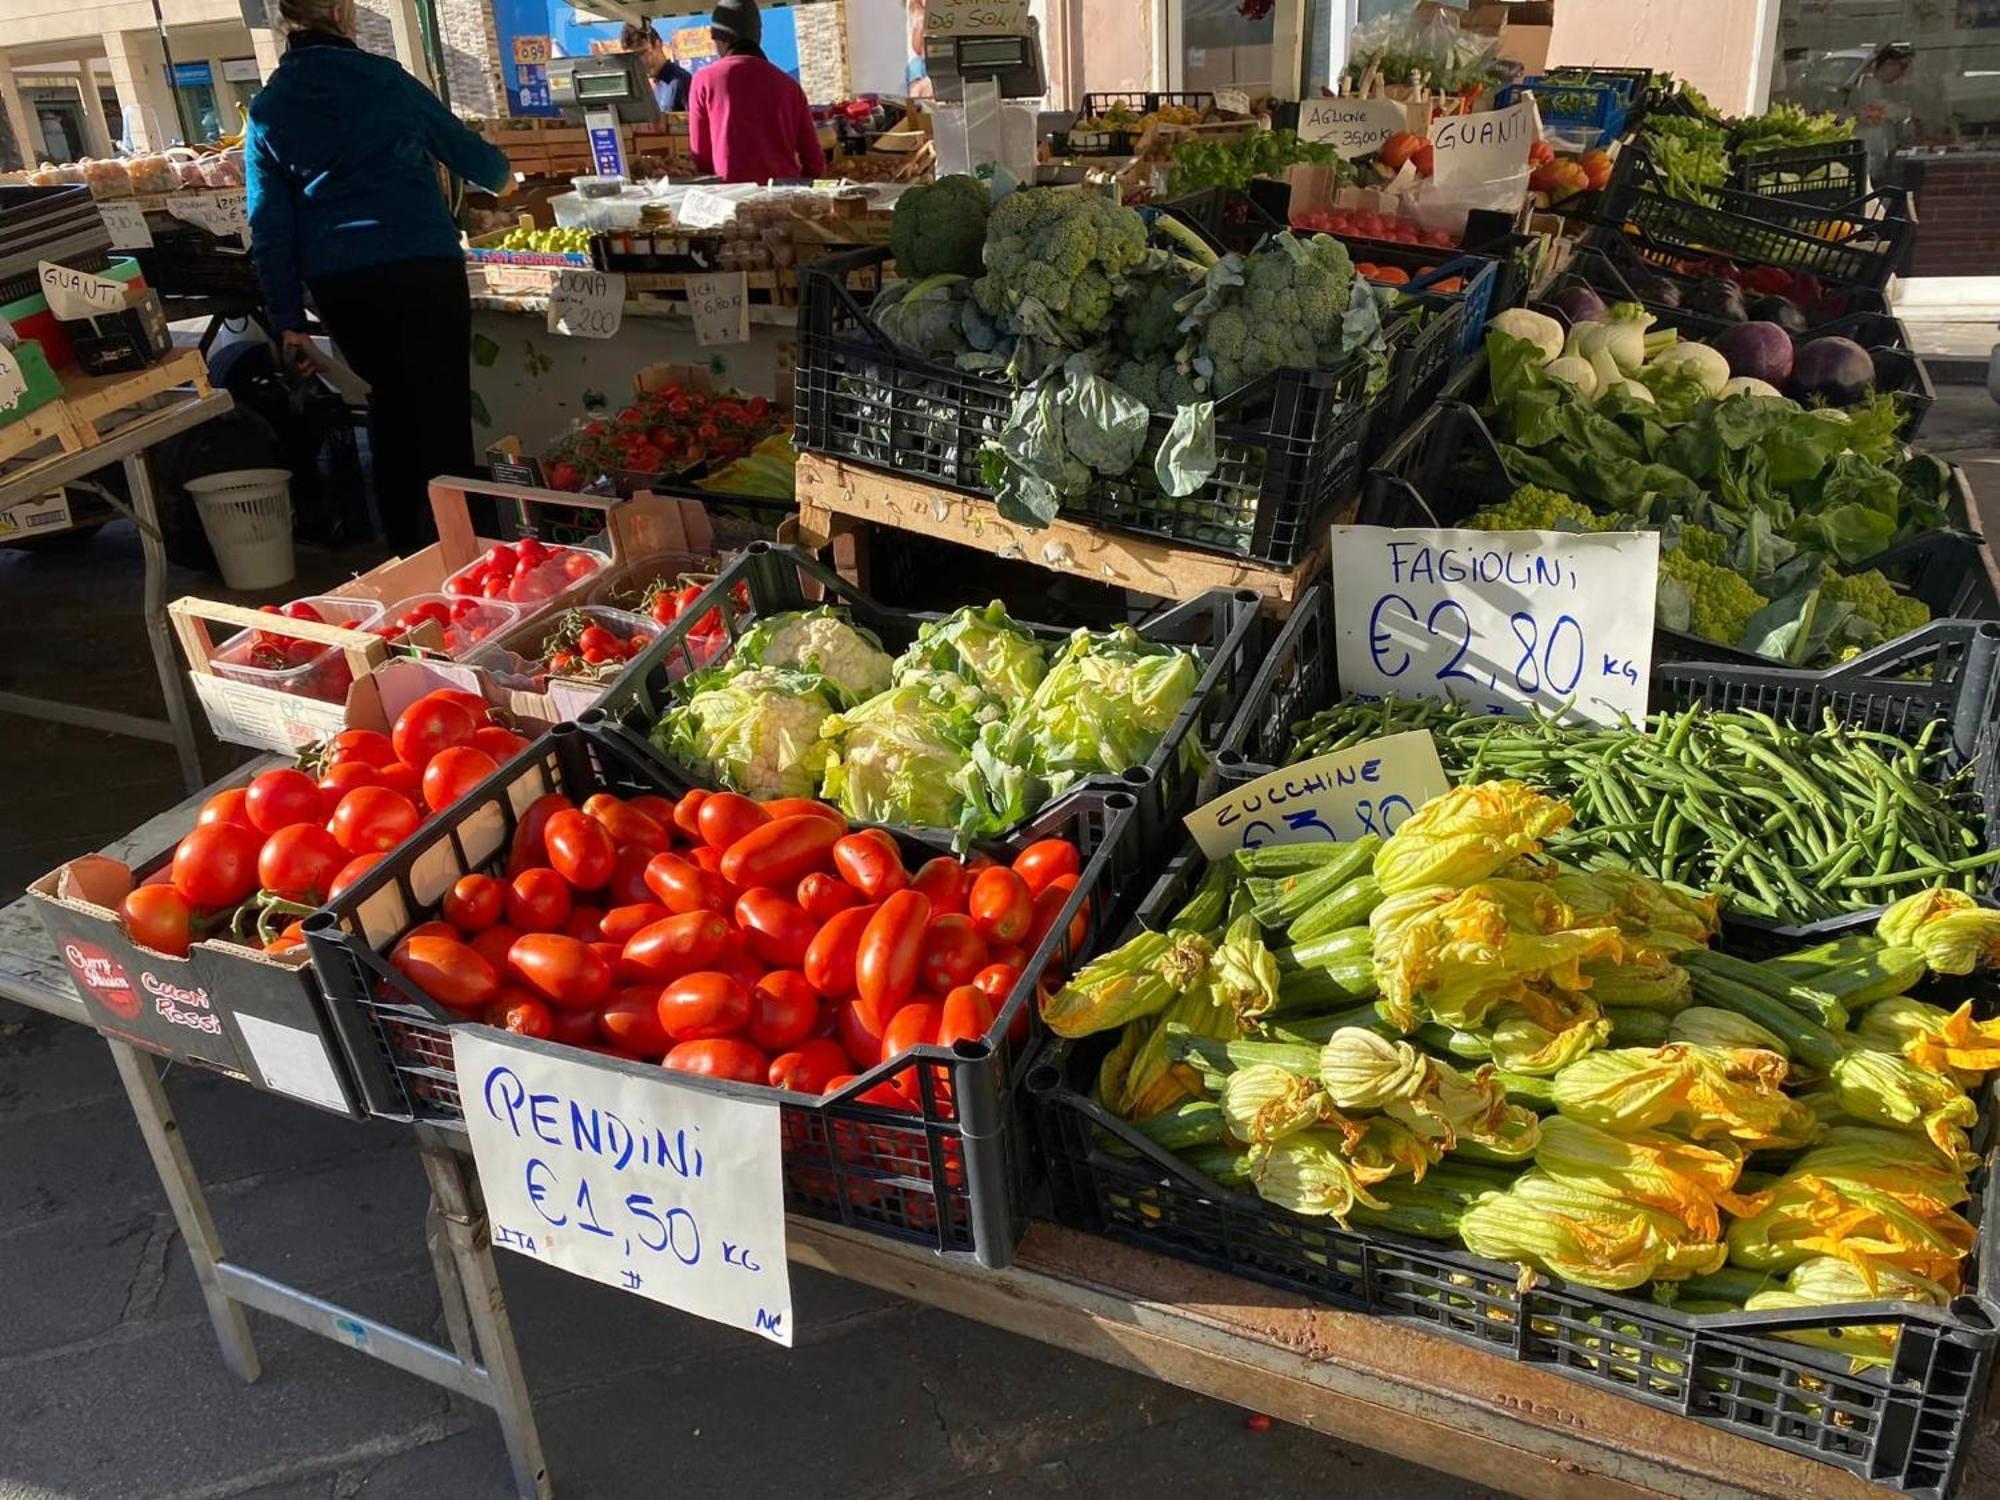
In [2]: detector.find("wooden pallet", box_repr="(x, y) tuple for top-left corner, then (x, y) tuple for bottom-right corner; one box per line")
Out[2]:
(794, 453), (1326, 614)
(62, 349), (210, 446)
(0, 400), (84, 468)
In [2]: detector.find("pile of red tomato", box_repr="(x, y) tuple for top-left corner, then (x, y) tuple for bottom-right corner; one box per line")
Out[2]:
(383, 787), (1086, 1105)
(119, 690), (530, 958)
(1291, 205), (1458, 249)
(445, 538), (604, 606)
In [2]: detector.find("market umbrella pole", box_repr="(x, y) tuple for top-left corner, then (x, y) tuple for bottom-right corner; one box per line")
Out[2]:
(150, 0), (201, 145)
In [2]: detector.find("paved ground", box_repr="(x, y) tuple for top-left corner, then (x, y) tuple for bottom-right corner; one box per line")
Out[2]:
(0, 504), (1499, 1499)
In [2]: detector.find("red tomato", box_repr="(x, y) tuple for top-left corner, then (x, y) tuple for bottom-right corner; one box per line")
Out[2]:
(329, 727), (396, 767)
(968, 867), (1033, 944)
(562, 904), (605, 942)
(734, 888), (817, 969)
(833, 996), (891, 1071)
(671, 788), (709, 840)
(472, 725), (531, 761)
(506, 868), (573, 932)
(404, 919), (459, 944)
(245, 768), (324, 834)
(488, 989), (553, 1039)
(329, 787), (420, 856)
(443, 874), (506, 933)
(468, 922), (522, 973)
(748, 970), (819, 1053)
(122, 885), (194, 956)
(171, 822), (263, 908)
(832, 829), (907, 900)
(909, 856), (969, 915)
(328, 852), (385, 900)
(643, 852), (730, 914)
(507, 792), (575, 876)
(628, 794), (677, 830)
(802, 902), (877, 998)
(543, 810), (616, 890)
(582, 794), (667, 852)
(824, 1074), (915, 1111)
(598, 986), (673, 1055)
(391, 694), (478, 767)
(1011, 839), (1080, 895)
(657, 971), (752, 1040)
(421, 746), (499, 813)
(508, 933), (612, 1012)
(1026, 873), (1088, 955)
(919, 913), (989, 995)
(759, 798), (846, 829)
(721, 815), (842, 889)
(971, 962), (1021, 1002)
(696, 791), (769, 849)
(197, 787), (258, 832)
(939, 984), (999, 1049)
(855, 890), (932, 1016)
(603, 845), (654, 908)
(375, 762), (422, 801)
(620, 910), (730, 983)
(796, 871), (862, 922)
(391, 934), (498, 1013)
(768, 1036), (850, 1093)
(319, 761), (383, 803)
(881, 1000), (940, 1064)
(599, 902), (668, 945)
(256, 823), (345, 902)
(663, 1037), (767, 1083)
(265, 921), (307, 953)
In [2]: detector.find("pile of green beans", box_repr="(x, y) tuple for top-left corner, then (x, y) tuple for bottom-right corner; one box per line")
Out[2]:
(1284, 697), (2000, 923)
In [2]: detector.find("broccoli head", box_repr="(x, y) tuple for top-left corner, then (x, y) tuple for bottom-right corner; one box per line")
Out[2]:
(1185, 232), (1359, 397)
(889, 175), (993, 280)
(974, 188), (1150, 347)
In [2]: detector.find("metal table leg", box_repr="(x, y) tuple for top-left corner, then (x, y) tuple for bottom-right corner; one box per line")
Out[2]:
(125, 450), (205, 794)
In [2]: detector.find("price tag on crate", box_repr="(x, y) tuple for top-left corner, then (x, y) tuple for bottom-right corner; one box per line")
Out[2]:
(1213, 87), (1252, 117)
(38, 260), (128, 320)
(686, 270), (748, 346)
(99, 199), (154, 249)
(1184, 731), (1450, 856)
(546, 268), (625, 339)
(1328, 524), (1657, 726)
(168, 190), (248, 244)
(454, 1030), (795, 1345)
(1296, 97), (1408, 158)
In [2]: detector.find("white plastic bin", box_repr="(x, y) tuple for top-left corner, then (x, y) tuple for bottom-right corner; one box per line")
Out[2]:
(187, 469), (294, 591)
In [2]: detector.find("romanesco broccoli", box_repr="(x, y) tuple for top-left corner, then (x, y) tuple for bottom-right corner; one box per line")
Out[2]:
(889, 175), (992, 280)
(1467, 484), (1605, 532)
(1658, 548), (1768, 646)
(1673, 524), (1731, 565)
(973, 188), (1149, 349)
(1821, 568), (1930, 641)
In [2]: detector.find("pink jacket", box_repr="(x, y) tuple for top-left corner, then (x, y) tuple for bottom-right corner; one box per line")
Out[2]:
(687, 54), (827, 183)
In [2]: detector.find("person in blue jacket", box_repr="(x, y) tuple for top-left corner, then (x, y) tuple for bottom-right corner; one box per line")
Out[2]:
(244, 0), (510, 549)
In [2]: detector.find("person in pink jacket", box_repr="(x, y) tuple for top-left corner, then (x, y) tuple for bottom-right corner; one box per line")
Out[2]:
(687, 0), (827, 182)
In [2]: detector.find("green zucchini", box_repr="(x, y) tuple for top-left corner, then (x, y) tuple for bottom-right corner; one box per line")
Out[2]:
(1684, 969), (1844, 1072)
(1608, 1007), (1673, 1046)
(1287, 875), (1385, 945)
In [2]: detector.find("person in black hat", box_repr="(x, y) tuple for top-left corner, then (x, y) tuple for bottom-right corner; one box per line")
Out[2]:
(686, 0), (827, 182)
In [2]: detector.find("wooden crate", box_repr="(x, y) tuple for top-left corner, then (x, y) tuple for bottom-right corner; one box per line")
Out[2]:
(0, 401), (83, 467)
(63, 349), (211, 446)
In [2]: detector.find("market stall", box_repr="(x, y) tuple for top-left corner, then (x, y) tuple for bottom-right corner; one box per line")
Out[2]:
(10, 32), (2000, 1500)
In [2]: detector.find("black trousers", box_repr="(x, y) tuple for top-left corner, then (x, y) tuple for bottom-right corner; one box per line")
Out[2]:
(308, 256), (473, 552)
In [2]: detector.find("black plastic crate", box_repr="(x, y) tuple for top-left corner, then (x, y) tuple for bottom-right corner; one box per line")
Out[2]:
(1574, 224), (1893, 322)
(303, 724), (1145, 1269)
(1597, 151), (1913, 290)
(579, 541), (1262, 866)
(795, 244), (1387, 566)
(1054, 91), (1214, 156)
(1028, 884), (2000, 1497)
(1730, 137), (1869, 207)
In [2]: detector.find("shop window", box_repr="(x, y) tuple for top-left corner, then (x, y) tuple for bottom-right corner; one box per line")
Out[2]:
(1174, 0), (1275, 89)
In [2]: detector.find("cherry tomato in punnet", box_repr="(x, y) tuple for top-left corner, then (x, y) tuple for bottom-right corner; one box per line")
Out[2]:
(919, 912), (989, 995)
(599, 902), (668, 945)
(796, 871), (862, 922)
(508, 933), (612, 1012)
(968, 867), (1033, 944)
(833, 996), (892, 1072)
(644, 852), (729, 914)
(855, 890), (932, 1016)
(598, 986), (673, 1055)
(939, 984), (1000, 1050)
(391, 695), (477, 767)
(721, 815), (842, 890)
(657, 971), (751, 1041)
(803, 902), (877, 998)
(472, 725), (530, 762)
(768, 1036), (850, 1093)
(488, 989), (553, 1039)
(663, 1037), (767, 1084)
(469, 922), (522, 973)
(329, 727), (396, 767)
(257, 823), (345, 902)
(172, 822), (263, 909)
(748, 970), (819, 1053)
(909, 856), (969, 916)
(443, 873), (505, 933)
(832, 829), (907, 900)
(1011, 838), (1080, 895)
(759, 798), (846, 829)
(422, 746), (499, 814)
(562, 904), (606, 942)
(328, 852), (385, 900)
(318, 761), (383, 802)
(671, 787), (709, 840)
(734, 889), (817, 969)
(390, 934), (497, 1013)
(697, 791), (768, 850)
(122, 885), (194, 956)
(196, 787), (258, 833)
(507, 792), (575, 877)
(619, 910), (730, 983)
(1027, 873), (1088, 955)
(506, 868), (573, 933)
(329, 787), (420, 855)
(543, 810), (616, 890)
(245, 768), (324, 835)
(582, 794), (667, 852)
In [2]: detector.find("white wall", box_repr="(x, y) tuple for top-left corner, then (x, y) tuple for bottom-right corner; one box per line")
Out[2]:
(1548, 0), (1772, 116)
(846, 0), (910, 96)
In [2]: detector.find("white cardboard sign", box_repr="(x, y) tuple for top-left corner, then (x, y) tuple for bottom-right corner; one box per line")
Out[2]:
(686, 270), (749, 346)
(0, 344), (26, 410)
(167, 189), (248, 243)
(1297, 97), (1410, 159)
(1328, 524), (1658, 726)
(99, 199), (155, 249)
(38, 261), (128, 321)
(454, 1030), (794, 1345)
(546, 268), (625, 339)
(1429, 100), (1540, 186)
(925, 0), (1031, 36)
(1184, 731), (1450, 856)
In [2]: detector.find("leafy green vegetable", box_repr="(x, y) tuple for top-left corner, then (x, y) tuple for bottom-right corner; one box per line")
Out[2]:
(1167, 130), (1341, 194)
(892, 601), (1048, 700)
(1002, 626), (1204, 794)
(653, 666), (840, 799)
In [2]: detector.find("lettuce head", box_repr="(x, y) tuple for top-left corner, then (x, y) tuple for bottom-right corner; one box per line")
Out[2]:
(1007, 626), (1202, 793)
(653, 665), (837, 799)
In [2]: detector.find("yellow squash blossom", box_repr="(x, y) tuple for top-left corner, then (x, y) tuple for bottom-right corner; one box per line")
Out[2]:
(1459, 1171), (1729, 1291)
(1876, 888), (2000, 975)
(1744, 1256), (1953, 1372)
(1373, 781), (1573, 894)
(1534, 1116), (1753, 1241)
(1827, 1046), (1979, 1160)
(1857, 995), (2000, 1081)
(1551, 1045), (1820, 1150)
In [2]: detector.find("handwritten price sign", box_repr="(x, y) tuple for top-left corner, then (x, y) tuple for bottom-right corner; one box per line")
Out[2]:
(167, 190), (248, 243)
(925, 0), (1030, 35)
(1329, 524), (1658, 726)
(455, 1030), (794, 1344)
(546, 268), (625, 339)
(1184, 731), (1450, 856)
(1296, 97), (1411, 159)
(686, 270), (748, 346)
(99, 199), (154, 249)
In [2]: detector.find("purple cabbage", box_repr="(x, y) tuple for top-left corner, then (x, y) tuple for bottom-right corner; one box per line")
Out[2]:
(1715, 321), (1796, 387)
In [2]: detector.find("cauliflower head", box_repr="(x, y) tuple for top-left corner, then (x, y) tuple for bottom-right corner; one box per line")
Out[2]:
(735, 607), (894, 705)
(889, 174), (992, 280)
(893, 600), (1049, 700)
(820, 682), (982, 831)
(653, 666), (837, 799)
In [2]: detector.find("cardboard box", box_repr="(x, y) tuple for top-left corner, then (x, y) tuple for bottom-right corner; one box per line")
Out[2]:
(0, 489), (71, 538)
(1459, 0), (1554, 78)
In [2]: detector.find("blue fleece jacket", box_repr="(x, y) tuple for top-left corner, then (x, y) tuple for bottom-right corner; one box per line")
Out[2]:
(244, 35), (509, 331)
